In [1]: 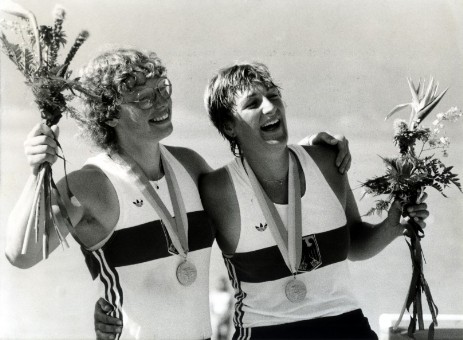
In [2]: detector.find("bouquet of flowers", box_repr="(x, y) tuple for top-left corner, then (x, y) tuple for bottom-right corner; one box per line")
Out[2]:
(361, 77), (462, 338)
(0, 1), (95, 258)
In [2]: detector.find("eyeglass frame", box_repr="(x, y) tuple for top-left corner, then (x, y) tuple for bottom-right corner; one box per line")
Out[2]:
(121, 77), (172, 109)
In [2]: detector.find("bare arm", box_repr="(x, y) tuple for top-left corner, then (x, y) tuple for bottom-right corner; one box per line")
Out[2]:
(199, 168), (240, 255)
(5, 123), (118, 268)
(305, 145), (428, 261)
(5, 123), (84, 268)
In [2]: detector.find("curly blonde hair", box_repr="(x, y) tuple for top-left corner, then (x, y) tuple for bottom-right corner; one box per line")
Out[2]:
(73, 47), (167, 152)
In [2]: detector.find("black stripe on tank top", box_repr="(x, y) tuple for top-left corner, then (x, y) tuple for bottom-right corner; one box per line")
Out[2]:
(228, 225), (350, 283)
(97, 210), (214, 267)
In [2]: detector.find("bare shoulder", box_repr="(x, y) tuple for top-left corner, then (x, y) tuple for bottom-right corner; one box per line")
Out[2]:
(60, 165), (115, 205)
(302, 144), (337, 172)
(56, 165), (119, 247)
(199, 166), (240, 254)
(301, 145), (347, 206)
(165, 145), (212, 181)
(199, 166), (233, 209)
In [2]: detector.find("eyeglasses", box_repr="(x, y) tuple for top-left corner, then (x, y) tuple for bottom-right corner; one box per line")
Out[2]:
(122, 77), (172, 109)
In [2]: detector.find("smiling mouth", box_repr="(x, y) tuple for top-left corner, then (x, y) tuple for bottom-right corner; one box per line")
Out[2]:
(148, 112), (169, 124)
(260, 118), (281, 132)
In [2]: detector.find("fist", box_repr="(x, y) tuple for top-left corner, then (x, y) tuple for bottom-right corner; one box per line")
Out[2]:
(24, 123), (60, 175)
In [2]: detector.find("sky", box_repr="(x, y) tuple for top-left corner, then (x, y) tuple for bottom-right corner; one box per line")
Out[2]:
(1, 0), (462, 338)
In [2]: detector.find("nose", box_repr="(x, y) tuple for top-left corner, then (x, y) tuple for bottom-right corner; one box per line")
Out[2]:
(261, 96), (276, 115)
(153, 94), (170, 110)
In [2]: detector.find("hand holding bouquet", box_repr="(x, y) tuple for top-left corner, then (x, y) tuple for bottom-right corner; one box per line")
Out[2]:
(1, 1), (94, 257)
(361, 77), (462, 338)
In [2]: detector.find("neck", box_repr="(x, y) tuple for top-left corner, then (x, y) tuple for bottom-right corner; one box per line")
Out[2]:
(119, 142), (164, 181)
(244, 145), (290, 185)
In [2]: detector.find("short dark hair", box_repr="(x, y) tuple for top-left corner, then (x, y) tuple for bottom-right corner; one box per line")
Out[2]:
(204, 62), (279, 156)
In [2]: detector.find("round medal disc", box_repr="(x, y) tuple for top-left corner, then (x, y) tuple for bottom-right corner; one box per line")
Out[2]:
(285, 278), (307, 303)
(176, 261), (197, 286)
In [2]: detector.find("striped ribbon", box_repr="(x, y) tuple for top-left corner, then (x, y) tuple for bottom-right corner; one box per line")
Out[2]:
(243, 151), (302, 275)
(114, 145), (189, 258)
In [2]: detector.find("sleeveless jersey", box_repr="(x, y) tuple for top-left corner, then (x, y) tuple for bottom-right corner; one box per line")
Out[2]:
(82, 145), (214, 339)
(224, 145), (359, 330)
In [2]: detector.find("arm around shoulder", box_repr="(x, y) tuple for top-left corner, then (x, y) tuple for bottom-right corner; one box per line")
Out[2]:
(199, 167), (240, 255)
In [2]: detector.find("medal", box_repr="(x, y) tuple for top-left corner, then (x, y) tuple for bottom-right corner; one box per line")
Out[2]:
(285, 278), (307, 303)
(244, 150), (305, 302)
(115, 145), (196, 285)
(176, 260), (198, 286)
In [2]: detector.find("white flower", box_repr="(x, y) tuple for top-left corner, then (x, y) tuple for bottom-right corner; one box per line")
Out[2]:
(439, 136), (450, 146)
(443, 107), (462, 121)
(53, 5), (66, 20)
(385, 77), (448, 129)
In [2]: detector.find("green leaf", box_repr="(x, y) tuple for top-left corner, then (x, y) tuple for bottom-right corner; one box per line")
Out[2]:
(416, 87), (448, 123)
(385, 103), (410, 120)
(0, 32), (25, 74)
(407, 78), (420, 104)
(23, 47), (36, 76)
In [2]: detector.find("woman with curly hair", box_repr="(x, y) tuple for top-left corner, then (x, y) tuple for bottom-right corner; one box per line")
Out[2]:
(6, 48), (351, 339)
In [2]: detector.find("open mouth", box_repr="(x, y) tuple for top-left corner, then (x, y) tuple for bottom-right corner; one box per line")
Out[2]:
(260, 118), (281, 132)
(148, 112), (169, 124)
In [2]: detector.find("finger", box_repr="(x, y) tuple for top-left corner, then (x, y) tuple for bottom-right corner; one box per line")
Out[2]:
(25, 144), (58, 157)
(50, 125), (60, 139)
(335, 148), (347, 168)
(95, 329), (117, 340)
(411, 219), (426, 230)
(416, 192), (428, 204)
(95, 300), (122, 326)
(95, 312), (123, 326)
(97, 298), (116, 315)
(339, 154), (351, 174)
(312, 132), (337, 146)
(95, 322), (123, 333)
(406, 203), (428, 213)
(24, 134), (58, 150)
(344, 154), (352, 172)
(336, 137), (348, 163)
(27, 122), (55, 139)
(27, 123), (46, 139)
(409, 210), (429, 220)
(27, 153), (58, 166)
(389, 200), (403, 221)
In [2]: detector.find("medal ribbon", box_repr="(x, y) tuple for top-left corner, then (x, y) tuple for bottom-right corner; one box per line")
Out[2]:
(114, 145), (189, 258)
(243, 151), (302, 274)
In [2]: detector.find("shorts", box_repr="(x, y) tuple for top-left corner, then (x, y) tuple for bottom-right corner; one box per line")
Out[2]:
(232, 309), (378, 340)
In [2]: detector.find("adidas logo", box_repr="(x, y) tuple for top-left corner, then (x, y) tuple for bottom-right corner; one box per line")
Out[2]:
(133, 199), (143, 207)
(255, 223), (267, 232)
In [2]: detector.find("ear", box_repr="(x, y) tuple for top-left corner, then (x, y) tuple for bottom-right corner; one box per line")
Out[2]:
(223, 120), (236, 138)
(105, 118), (119, 127)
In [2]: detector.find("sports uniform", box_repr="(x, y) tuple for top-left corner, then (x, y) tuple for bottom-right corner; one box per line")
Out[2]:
(224, 145), (377, 339)
(82, 146), (214, 339)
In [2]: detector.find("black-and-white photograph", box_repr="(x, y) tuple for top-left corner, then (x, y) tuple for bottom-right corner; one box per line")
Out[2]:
(1, 1), (462, 339)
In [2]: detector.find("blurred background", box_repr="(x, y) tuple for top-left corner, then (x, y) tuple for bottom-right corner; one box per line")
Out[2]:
(1, 0), (462, 339)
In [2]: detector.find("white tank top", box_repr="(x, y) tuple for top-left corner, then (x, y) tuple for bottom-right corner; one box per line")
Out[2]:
(82, 145), (214, 339)
(224, 145), (359, 329)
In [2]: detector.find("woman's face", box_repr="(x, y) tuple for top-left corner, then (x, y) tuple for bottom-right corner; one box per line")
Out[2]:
(116, 74), (173, 146)
(230, 84), (288, 154)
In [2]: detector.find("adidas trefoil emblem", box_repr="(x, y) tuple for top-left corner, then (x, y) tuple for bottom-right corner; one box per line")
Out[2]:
(255, 223), (267, 232)
(133, 199), (143, 207)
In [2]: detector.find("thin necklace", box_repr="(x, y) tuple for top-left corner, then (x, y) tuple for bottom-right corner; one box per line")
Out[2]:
(240, 156), (289, 186)
(261, 172), (289, 186)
